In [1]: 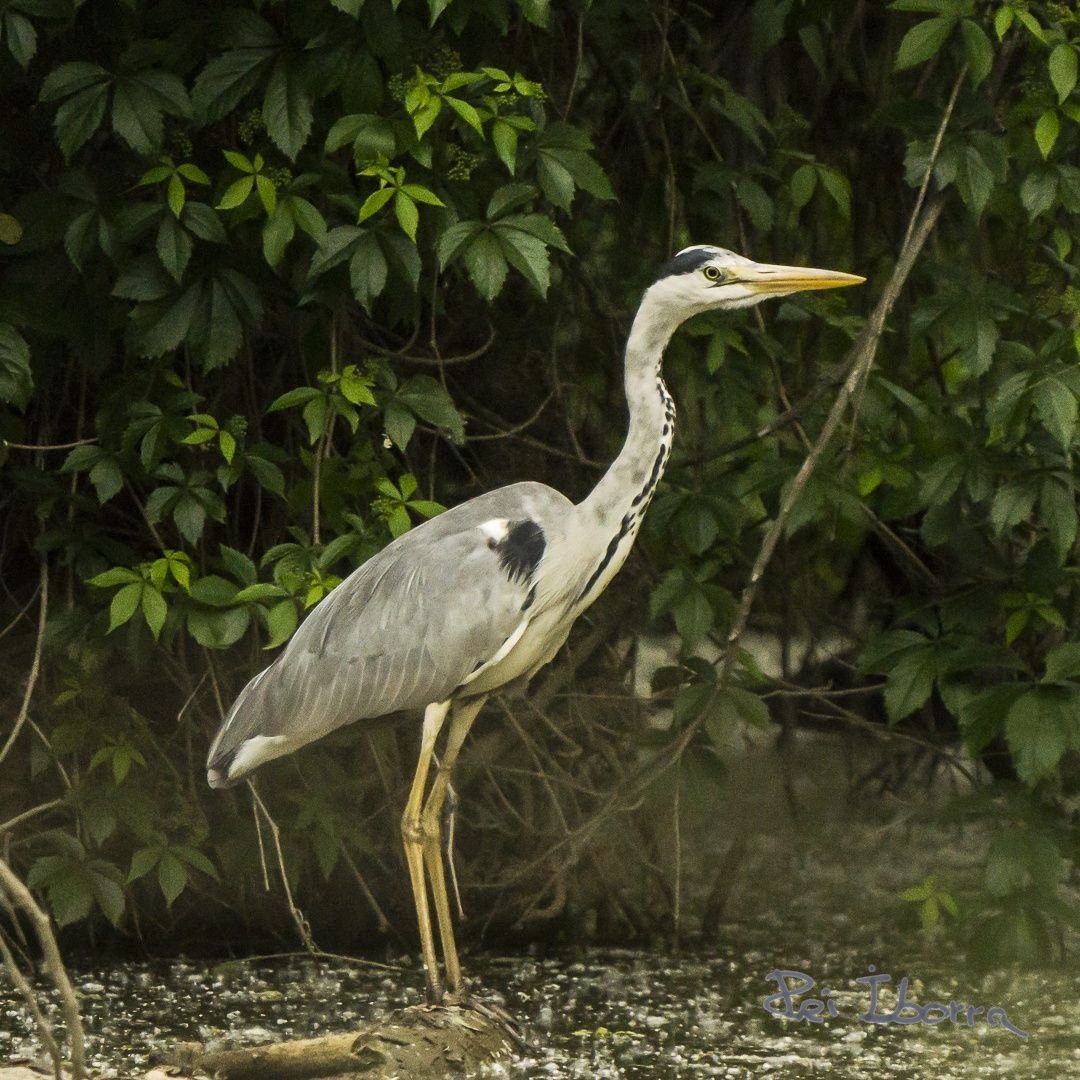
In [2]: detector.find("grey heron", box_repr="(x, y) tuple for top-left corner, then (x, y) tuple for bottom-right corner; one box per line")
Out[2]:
(207, 245), (863, 1002)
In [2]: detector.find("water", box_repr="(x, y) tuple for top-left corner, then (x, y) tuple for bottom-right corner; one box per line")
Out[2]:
(3, 756), (1078, 1076)
(1, 941), (1073, 1077)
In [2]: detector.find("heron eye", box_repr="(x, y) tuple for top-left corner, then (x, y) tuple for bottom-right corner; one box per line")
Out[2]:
(703, 266), (722, 282)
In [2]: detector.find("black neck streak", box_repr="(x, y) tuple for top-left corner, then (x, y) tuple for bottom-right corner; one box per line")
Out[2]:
(577, 377), (674, 605)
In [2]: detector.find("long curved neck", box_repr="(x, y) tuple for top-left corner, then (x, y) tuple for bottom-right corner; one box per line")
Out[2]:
(571, 286), (681, 604)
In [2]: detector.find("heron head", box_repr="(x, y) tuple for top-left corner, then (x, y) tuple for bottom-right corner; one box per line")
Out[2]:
(649, 244), (865, 319)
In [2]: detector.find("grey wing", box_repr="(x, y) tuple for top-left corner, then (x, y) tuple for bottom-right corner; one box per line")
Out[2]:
(207, 482), (569, 784)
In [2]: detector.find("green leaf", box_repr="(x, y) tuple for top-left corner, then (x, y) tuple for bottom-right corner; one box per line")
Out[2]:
(1044, 642), (1080, 683)
(357, 186), (394, 223)
(383, 401), (416, 449)
(1020, 170), (1058, 220)
(247, 455), (285, 497)
(263, 57), (313, 159)
(1005, 688), (1071, 783)
(444, 95), (484, 135)
(1049, 44), (1078, 105)
(0, 323), (33, 409)
(673, 587), (713, 650)
(883, 648), (935, 722)
(990, 480), (1036, 536)
(1035, 109), (1060, 159)
(495, 225), (552, 296)
(174, 845), (218, 878)
(173, 494), (206, 544)
(461, 230), (507, 299)
(339, 367), (376, 406)
(326, 112), (396, 160)
(109, 582), (143, 632)
(536, 153), (575, 210)
(958, 684), (1022, 754)
(167, 173), (186, 218)
(394, 191), (419, 241)
(156, 215), (192, 283)
(135, 283), (203, 358)
(894, 16), (953, 71)
(269, 385), (322, 411)
(187, 606), (250, 649)
(39, 61), (108, 102)
(436, 220), (483, 267)
(994, 5), (1013, 39)
(127, 846), (161, 883)
(492, 119), (518, 173)
(193, 46), (275, 124)
(157, 852), (187, 906)
(217, 175), (255, 210)
(4, 11), (36, 68)
(790, 164), (817, 210)
(183, 203), (227, 243)
(817, 167), (851, 218)
(1040, 477), (1077, 563)
(302, 394), (329, 443)
(219, 430), (237, 463)
(262, 204), (295, 267)
(348, 232), (387, 312)
(735, 176), (774, 231)
(1006, 608), (1030, 646)
(141, 588), (167, 639)
(233, 582), (286, 603)
(1033, 378), (1078, 448)
(722, 685), (771, 729)
(959, 20), (993, 87)
(397, 375), (464, 441)
(111, 77), (163, 156)
(288, 197), (326, 245)
(88, 566), (141, 588)
(53, 81), (109, 160)
(265, 598), (298, 648)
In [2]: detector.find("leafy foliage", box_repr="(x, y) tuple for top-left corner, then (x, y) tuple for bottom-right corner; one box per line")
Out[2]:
(2, 0), (1080, 963)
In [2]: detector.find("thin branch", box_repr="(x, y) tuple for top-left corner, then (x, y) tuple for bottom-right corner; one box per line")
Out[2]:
(0, 927), (65, 1079)
(0, 561), (47, 770)
(248, 783), (317, 954)
(2, 437), (97, 452)
(0, 858), (88, 1078)
(0, 581), (42, 642)
(0, 799), (63, 836)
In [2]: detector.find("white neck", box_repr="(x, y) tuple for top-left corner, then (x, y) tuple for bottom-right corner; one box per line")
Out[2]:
(570, 286), (681, 606)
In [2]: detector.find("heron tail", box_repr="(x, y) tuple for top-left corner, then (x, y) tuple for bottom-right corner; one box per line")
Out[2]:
(205, 664), (290, 787)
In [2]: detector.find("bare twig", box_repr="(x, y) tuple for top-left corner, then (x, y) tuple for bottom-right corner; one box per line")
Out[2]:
(2, 437), (97, 452)
(0, 857), (88, 1078)
(339, 844), (392, 935)
(0, 561), (47, 770)
(0, 798), (63, 836)
(0, 926), (65, 1078)
(248, 783), (318, 954)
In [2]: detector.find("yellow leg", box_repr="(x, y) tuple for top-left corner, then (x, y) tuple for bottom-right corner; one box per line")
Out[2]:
(401, 700), (450, 1003)
(420, 695), (485, 997)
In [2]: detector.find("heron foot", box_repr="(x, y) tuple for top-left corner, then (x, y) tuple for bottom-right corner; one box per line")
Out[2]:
(437, 989), (530, 1050)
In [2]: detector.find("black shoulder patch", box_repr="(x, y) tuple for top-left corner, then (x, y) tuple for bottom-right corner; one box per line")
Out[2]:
(496, 520), (545, 585)
(657, 247), (715, 280)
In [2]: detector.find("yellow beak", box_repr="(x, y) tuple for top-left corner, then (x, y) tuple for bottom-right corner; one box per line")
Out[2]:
(736, 262), (866, 296)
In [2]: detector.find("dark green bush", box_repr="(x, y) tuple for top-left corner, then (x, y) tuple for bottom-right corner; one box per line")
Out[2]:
(1, 0), (1078, 962)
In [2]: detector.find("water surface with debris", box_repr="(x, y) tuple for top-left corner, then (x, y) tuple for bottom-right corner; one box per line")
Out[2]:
(4, 727), (1079, 1077)
(3, 820), (1076, 1078)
